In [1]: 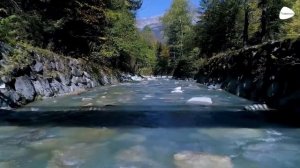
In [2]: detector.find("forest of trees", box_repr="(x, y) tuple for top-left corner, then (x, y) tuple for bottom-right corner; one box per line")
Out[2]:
(0, 0), (157, 74)
(1, 0), (299, 77)
(159, 0), (300, 79)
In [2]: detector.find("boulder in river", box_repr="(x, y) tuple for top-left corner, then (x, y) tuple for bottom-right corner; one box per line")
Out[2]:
(186, 97), (213, 105)
(174, 151), (233, 168)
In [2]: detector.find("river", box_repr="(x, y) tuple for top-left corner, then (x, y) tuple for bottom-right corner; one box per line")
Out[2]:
(0, 78), (300, 167)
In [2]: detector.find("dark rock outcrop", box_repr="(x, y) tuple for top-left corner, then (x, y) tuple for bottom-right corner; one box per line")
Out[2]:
(196, 38), (300, 111)
(33, 78), (54, 97)
(15, 76), (36, 102)
(0, 43), (120, 108)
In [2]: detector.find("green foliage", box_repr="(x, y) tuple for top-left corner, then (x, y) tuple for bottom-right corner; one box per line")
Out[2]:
(161, 0), (193, 60)
(196, 0), (243, 56)
(100, 2), (157, 74)
(194, 0), (292, 57)
(284, 0), (300, 38)
(173, 58), (199, 79)
(0, 0), (159, 75)
(154, 43), (173, 76)
(0, 15), (25, 44)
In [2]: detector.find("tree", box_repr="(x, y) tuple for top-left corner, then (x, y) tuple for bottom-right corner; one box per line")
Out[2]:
(196, 0), (242, 56)
(243, 0), (250, 46)
(161, 0), (193, 60)
(284, 0), (300, 38)
(258, 0), (289, 42)
(155, 43), (171, 76)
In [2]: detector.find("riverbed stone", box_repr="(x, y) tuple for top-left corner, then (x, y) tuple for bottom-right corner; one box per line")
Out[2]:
(116, 145), (149, 163)
(47, 143), (100, 168)
(198, 128), (263, 140)
(0, 161), (19, 168)
(29, 138), (65, 151)
(174, 151), (233, 168)
(33, 78), (54, 97)
(15, 76), (36, 102)
(116, 133), (146, 143)
(0, 145), (28, 161)
(63, 127), (116, 143)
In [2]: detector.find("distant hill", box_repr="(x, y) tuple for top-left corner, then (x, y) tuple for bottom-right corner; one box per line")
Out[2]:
(136, 16), (165, 42)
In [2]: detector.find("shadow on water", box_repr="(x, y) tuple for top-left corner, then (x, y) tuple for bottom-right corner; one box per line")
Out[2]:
(0, 105), (300, 128)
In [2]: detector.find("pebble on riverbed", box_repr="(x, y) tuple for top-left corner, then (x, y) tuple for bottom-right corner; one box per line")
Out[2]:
(174, 151), (233, 168)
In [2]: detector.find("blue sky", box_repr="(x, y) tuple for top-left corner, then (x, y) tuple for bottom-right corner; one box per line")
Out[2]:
(137, 0), (200, 19)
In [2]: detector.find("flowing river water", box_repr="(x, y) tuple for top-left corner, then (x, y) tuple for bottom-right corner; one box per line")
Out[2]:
(0, 78), (300, 167)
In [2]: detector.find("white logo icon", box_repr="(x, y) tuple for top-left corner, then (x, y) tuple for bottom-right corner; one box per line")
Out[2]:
(279, 7), (295, 20)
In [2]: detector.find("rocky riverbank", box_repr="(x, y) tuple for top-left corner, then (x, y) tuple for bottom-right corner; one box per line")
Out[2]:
(0, 42), (129, 108)
(196, 38), (300, 111)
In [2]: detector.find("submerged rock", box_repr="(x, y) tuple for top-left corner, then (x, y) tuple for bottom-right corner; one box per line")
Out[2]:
(62, 127), (116, 143)
(0, 145), (28, 161)
(29, 138), (65, 151)
(47, 143), (100, 168)
(116, 145), (160, 167)
(174, 151), (233, 168)
(186, 97), (213, 105)
(0, 161), (19, 168)
(116, 145), (148, 162)
(116, 133), (146, 143)
(198, 128), (263, 139)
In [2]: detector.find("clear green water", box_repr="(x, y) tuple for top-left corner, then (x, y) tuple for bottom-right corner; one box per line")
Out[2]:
(1, 78), (300, 168)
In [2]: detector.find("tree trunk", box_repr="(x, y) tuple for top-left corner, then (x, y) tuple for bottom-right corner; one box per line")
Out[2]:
(243, 3), (249, 46)
(260, 0), (267, 42)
